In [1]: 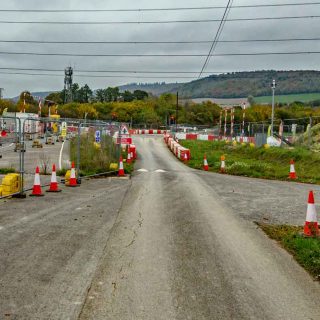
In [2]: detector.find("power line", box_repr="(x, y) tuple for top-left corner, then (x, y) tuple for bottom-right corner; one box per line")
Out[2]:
(0, 51), (319, 57)
(199, 0), (233, 78)
(0, 15), (319, 24)
(1, 67), (320, 74)
(0, 71), (197, 79)
(0, 38), (320, 44)
(0, 2), (319, 12)
(0, 67), (225, 74)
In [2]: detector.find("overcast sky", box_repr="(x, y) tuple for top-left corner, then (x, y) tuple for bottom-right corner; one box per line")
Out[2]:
(0, 0), (319, 97)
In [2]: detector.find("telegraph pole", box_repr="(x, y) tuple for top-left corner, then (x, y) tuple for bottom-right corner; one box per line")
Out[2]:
(0, 88), (4, 99)
(271, 79), (276, 136)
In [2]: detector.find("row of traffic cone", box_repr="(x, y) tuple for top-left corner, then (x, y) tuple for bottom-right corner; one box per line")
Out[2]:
(202, 156), (297, 178)
(32, 154), (130, 196)
(203, 154), (225, 173)
(30, 162), (78, 196)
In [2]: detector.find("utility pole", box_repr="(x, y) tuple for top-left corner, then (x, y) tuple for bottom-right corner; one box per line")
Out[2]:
(176, 92), (178, 133)
(0, 88), (4, 99)
(271, 79), (276, 136)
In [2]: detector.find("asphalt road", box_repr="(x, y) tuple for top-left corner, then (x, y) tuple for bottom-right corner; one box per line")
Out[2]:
(79, 136), (320, 320)
(1, 135), (320, 319)
(0, 178), (131, 319)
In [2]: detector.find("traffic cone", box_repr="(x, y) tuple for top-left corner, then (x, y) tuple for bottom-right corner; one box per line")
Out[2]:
(30, 166), (44, 196)
(127, 151), (132, 164)
(47, 164), (61, 192)
(220, 155), (226, 173)
(203, 154), (209, 171)
(289, 159), (297, 179)
(67, 162), (78, 187)
(304, 191), (319, 237)
(118, 155), (125, 176)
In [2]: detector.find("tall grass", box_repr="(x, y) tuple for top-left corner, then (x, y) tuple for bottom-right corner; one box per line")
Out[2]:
(180, 140), (320, 184)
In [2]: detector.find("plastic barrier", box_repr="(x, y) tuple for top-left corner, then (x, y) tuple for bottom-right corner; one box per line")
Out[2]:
(1, 173), (22, 196)
(130, 129), (168, 135)
(164, 134), (191, 161)
(175, 133), (255, 144)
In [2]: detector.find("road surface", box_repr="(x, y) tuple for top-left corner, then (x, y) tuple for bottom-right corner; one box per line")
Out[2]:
(0, 135), (320, 319)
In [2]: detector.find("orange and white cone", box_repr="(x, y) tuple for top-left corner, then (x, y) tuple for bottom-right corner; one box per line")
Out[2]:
(203, 154), (209, 171)
(118, 155), (125, 176)
(68, 161), (78, 187)
(220, 155), (226, 173)
(304, 191), (319, 237)
(30, 166), (44, 196)
(127, 151), (132, 164)
(289, 159), (297, 179)
(47, 164), (61, 192)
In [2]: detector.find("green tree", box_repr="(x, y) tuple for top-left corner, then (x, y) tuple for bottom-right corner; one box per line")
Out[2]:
(122, 90), (134, 102)
(45, 92), (63, 105)
(95, 89), (105, 103)
(133, 90), (148, 100)
(77, 84), (93, 103)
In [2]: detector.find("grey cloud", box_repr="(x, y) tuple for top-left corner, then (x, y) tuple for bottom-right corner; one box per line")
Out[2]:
(0, 0), (318, 97)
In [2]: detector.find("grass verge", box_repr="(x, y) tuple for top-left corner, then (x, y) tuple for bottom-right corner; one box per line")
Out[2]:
(0, 168), (16, 174)
(258, 223), (320, 280)
(180, 140), (320, 184)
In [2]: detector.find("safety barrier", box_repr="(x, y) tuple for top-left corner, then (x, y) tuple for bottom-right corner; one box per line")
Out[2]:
(175, 132), (255, 144)
(164, 134), (191, 161)
(0, 173), (22, 197)
(130, 129), (168, 135)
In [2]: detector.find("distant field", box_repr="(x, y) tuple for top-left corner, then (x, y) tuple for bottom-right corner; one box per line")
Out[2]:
(254, 93), (320, 104)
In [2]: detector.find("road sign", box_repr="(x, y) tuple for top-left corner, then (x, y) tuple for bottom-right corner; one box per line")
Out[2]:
(95, 130), (101, 143)
(121, 125), (129, 135)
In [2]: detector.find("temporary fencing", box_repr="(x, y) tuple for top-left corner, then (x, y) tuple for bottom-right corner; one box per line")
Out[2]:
(0, 114), (133, 198)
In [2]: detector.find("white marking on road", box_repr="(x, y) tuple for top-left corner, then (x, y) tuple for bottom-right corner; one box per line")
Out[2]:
(76, 207), (82, 211)
(59, 140), (66, 170)
(154, 169), (166, 173)
(0, 226), (4, 231)
(137, 168), (149, 172)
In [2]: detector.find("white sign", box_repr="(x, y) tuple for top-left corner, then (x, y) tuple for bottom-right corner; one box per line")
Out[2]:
(121, 125), (129, 135)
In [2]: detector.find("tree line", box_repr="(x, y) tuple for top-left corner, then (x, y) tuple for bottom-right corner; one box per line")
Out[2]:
(45, 83), (149, 104)
(1, 87), (320, 127)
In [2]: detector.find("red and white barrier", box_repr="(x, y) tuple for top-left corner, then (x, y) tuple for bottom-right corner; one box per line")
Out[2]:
(130, 129), (168, 135)
(175, 132), (255, 144)
(164, 134), (191, 161)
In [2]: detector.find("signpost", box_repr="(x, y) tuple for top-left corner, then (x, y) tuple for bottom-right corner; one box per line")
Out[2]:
(95, 130), (101, 143)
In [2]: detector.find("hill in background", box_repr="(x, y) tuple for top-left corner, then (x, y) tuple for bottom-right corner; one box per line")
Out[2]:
(120, 70), (320, 99)
(9, 70), (320, 103)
